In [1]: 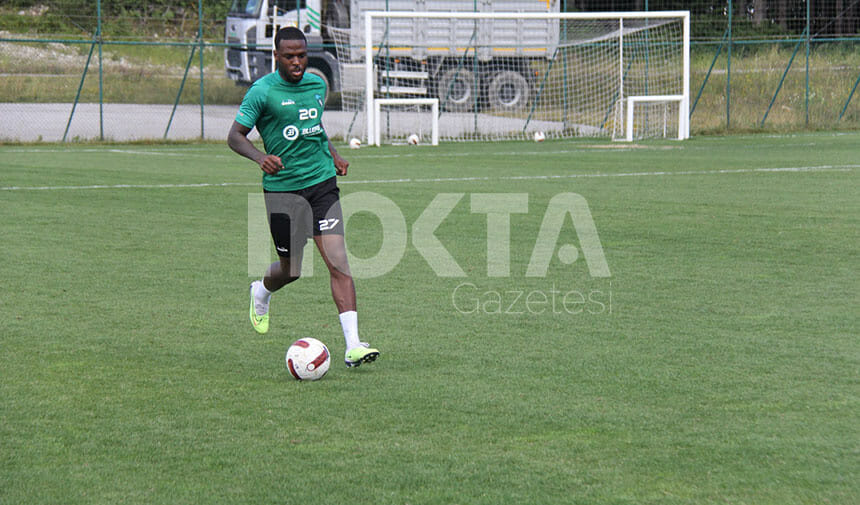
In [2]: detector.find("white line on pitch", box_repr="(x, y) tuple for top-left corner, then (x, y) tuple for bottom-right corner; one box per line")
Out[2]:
(1, 148), (231, 158)
(337, 165), (856, 185)
(1, 165), (854, 192)
(0, 182), (258, 191)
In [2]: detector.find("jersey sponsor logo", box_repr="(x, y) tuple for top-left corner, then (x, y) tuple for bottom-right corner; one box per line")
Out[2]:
(281, 99), (295, 106)
(282, 124), (322, 140)
(302, 124), (323, 137)
(283, 125), (299, 140)
(318, 218), (340, 231)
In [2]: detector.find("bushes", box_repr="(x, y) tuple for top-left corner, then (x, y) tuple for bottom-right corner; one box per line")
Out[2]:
(1, 1), (235, 38)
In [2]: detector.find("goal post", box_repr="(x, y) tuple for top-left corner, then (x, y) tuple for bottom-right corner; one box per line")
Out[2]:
(349, 9), (690, 143)
(373, 98), (439, 146)
(620, 95), (688, 141)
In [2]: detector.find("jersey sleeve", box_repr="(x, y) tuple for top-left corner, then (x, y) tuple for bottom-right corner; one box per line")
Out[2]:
(235, 82), (266, 129)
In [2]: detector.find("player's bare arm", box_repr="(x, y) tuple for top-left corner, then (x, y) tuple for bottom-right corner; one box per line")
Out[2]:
(329, 140), (349, 176)
(228, 121), (284, 174)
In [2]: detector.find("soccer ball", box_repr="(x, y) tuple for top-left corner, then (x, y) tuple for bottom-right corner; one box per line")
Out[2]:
(533, 131), (546, 142)
(348, 137), (361, 149)
(286, 338), (331, 381)
(407, 133), (420, 145)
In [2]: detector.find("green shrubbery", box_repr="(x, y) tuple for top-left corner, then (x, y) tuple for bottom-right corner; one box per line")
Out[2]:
(1, 1), (234, 38)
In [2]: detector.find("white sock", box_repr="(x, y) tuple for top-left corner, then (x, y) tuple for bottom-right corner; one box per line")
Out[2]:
(253, 280), (272, 315)
(339, 311), (361, 350)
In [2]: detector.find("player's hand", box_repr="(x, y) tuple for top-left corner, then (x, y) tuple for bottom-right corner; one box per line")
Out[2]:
(333, 154), (349, 176)
(258, 155), (283, 174)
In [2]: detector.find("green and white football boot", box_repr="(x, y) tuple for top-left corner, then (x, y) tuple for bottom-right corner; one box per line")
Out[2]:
(249, 281), (269, 334)
(344, 343), (379, 368)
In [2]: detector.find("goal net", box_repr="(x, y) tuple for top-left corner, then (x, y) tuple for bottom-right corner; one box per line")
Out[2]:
(334, 10), (689, 143)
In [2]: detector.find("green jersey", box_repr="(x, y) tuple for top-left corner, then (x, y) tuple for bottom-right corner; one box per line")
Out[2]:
(235, 71), (335, 191)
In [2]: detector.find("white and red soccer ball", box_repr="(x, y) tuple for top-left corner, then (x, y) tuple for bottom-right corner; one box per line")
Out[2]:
(286, 338), (331, 381)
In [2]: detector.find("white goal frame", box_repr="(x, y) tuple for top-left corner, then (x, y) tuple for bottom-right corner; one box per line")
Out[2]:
(363, 10), (690, 143)
(625, 95), (688, 141)
(374, 98), (440, 146)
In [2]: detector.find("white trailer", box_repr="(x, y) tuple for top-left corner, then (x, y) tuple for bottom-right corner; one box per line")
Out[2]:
(224, 0), (559, 110)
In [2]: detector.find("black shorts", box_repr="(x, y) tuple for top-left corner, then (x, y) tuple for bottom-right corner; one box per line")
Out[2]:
(264, 177), (344, 258)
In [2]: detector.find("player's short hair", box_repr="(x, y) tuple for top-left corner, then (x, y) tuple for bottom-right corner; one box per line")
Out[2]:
(275, 26), (307, 49)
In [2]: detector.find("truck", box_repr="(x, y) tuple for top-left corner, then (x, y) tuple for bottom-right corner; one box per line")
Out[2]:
(225, 1), (560, 111)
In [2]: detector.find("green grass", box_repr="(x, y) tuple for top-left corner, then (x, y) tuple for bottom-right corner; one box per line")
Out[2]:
(0, 42), (246, 105)
(1, 134), (858, 504)
(690, 44), (860, 132)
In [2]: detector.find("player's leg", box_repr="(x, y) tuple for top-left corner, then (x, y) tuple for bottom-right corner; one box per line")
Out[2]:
(310, 178), (379, 367)
(250, 254), (302, 334)
(314, 233), (378, 367)
(250, 192), (312, 334)
(263, 253), (303, 291)
(313, 233), (354, 312)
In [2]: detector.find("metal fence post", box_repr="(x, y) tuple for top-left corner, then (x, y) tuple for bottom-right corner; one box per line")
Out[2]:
(165, 45), (197, 139)
(806, 0), (811, 127)
(63, 39), (96, 142)
(838, 73), (860, 121)
(727, 0), (732, 130)
(199, 0), (205, 139)
(761, 29), (807, 127)
(97, 0), (104, 140)
(691, 29), (729, 118)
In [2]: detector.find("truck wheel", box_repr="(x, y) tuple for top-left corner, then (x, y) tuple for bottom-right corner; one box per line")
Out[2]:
(488, 71), (530, 112)
(306, 66), (331, 105)
(324, 1), (349, 28)
(436, 68), (476, 112)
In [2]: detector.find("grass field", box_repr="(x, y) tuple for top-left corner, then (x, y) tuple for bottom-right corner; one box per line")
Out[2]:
(1, 133), (858, 504)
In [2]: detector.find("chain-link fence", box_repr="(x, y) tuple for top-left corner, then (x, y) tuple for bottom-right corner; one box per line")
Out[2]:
(0, 1), (857, 142)
(0, 0), (241, 142)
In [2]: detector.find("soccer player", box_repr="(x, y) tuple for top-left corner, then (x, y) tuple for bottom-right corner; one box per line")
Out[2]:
(227, 26), (379, 368)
